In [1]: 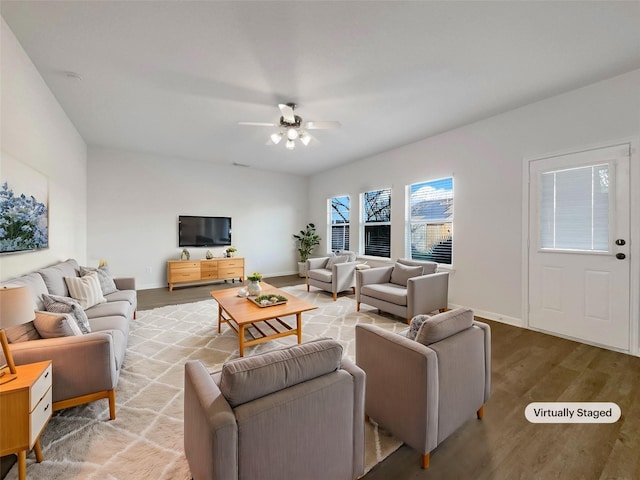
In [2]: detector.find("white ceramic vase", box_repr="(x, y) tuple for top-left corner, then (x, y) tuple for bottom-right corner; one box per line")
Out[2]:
(247, 280), (262, 296)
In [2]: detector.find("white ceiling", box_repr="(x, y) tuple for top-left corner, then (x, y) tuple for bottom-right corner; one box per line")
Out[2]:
(2, 1), (640, 176)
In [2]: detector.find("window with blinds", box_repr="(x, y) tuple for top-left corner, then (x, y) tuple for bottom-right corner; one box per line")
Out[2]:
(409, 177), (453, 264)
(362, 188), (391, 257)
(540, 164), (609, 251)
(329, 195), (350, 251)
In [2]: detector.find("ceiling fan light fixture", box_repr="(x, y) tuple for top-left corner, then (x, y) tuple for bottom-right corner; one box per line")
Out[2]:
(285, 139), (295, 150)
(270, 132), (284, 144)
(299, 132), (311, 146)
(287, 127), (299, 140)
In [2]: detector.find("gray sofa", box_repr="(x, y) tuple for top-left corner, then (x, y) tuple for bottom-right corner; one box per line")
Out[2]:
(184, 339), (365, 480)
(1, 258), (136, 420)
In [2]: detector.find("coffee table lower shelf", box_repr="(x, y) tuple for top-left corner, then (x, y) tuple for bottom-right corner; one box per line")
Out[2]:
(218, 308), (303, 357)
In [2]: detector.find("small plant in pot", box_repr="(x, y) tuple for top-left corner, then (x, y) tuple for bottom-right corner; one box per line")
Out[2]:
(293, 223), (321, 277)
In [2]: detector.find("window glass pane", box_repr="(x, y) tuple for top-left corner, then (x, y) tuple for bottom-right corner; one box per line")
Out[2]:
(540, 164), (609, 251)
(330, 195), (350, 251)
(362, 188), (391, 258)
(409, 178), (453, 264)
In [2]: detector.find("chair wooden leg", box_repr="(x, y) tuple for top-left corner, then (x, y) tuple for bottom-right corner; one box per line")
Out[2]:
(356, 302), (360, 311)
(332, 292), (337, 301)
(364, 413), (370, 423)
(421, 453), (430, 469)
(406, 317), (411, 324)
(108, 389), (116, 420)
(477, 405), (484, 419)
(306, 282), (310, 292)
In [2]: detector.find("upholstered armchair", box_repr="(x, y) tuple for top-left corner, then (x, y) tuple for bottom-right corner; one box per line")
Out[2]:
(355, 308), (491, 468)
(184, 339), (365, 480)
(306, 250), (359, 301)
(356, 259), (449, 323)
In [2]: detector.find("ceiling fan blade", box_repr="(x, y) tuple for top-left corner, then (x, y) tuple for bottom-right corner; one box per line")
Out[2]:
(278, 104), (296, 124)
(304, 121), (341, 130)
(238, 122), (277, 127)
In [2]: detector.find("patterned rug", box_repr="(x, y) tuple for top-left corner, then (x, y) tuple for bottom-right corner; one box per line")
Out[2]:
(6, 285), (404, 479)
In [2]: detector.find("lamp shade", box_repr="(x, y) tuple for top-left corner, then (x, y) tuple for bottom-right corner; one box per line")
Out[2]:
(0, 285), (35, 329)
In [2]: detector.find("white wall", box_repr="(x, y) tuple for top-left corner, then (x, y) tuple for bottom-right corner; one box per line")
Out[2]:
(308, 69), (640, 326)
(0, 18), (87, 281)
(87, 147), (308, 289)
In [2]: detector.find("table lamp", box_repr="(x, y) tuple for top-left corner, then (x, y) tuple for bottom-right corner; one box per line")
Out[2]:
(0, 285), (35, 384)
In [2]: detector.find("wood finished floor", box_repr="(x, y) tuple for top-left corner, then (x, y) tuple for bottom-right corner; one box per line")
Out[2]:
(140, 276), (640, 480)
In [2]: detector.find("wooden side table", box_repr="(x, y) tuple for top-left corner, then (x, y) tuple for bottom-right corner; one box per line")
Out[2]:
(0, 361), (53, 480)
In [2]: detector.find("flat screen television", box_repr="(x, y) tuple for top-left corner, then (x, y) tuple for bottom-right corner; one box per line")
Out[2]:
(178, 216), (232, 247)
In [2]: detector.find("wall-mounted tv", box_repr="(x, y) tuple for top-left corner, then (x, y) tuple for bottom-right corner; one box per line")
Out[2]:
(178, 216), (232, 247)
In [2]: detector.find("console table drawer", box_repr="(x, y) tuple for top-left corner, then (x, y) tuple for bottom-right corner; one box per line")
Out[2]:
(219, 259), (244, 268)
(171, 261), (199, 270)
(218, 267), (243, 278)
(201, 268), (218, 279)
(171, 269), (200, 281)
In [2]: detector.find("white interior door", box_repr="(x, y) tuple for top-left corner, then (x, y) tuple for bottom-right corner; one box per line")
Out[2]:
(528, 144), (630, 351)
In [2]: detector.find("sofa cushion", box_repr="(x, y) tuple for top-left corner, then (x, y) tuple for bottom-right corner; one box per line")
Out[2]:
(219, 339), (343, 407)
(397, 258), (438, 275)
(80, 265), (118, 295)
(326, 255), (349, 269)
(65, 272), (107, 309)
(307, 268), (333, 283)
(5, 322), (41, 343)
(390, 262), (423, 287)
(38, 259), (80, 297)
(104, 289), (136, 306)
(85, 301), (131, 321)
(1, 273), (49, 311)
(360, 283), (408, 306)
(42, 294), (92, 334)
(415, 308), (474, 346)
(88, 315), (130, 339)
(33, 312), (83, 338)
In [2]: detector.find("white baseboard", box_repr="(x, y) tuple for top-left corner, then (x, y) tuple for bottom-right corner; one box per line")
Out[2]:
(447, 303), (525, 328)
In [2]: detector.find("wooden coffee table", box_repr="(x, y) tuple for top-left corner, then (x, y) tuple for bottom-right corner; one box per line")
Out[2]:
(211, 283), (317, 356)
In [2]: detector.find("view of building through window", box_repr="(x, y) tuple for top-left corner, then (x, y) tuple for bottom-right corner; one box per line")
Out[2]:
(409, 177), (453, 264)
(330, 195), (350, 251)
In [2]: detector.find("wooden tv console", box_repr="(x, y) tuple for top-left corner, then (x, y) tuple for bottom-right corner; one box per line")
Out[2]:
(167, 258), (244, 291)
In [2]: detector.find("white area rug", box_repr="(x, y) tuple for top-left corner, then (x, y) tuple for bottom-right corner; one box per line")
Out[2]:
(7, 285), (404, 479)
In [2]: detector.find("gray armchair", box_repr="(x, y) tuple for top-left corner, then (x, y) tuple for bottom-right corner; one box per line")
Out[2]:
(356, 259), (449, 323)
(355, 308), (491, 468)
(307, 250), (358, 301)
(184, 339), (365, 480)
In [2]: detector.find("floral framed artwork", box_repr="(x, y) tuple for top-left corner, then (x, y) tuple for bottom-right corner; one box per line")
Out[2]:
(0, 152), (49, 254)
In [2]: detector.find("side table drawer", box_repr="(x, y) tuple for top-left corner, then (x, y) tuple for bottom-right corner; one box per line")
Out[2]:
(30, 387), (52, 446)
(30, 363), (52, 411)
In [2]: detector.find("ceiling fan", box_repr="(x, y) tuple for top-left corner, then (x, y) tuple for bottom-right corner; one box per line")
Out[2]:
(239, 103), (341, 150)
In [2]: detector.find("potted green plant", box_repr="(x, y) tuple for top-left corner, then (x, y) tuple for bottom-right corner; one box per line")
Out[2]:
(246, 272), (263, 296)
(293, 223), (321, 277)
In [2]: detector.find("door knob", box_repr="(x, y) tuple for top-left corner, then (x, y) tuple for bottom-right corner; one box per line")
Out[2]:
(615, 239), (626, 246)
(616, 253), (626, 260)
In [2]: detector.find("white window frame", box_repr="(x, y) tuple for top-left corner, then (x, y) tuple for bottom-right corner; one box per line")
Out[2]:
(360, 187), (391, 258)
(328, 195), (351, 252)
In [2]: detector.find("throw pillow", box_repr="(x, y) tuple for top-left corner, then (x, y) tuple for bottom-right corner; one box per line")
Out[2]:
(390, 262), (423, 286)
(34, 312), (83, 338)
(407, 314), (431, 341)
(415, 308), (474, 346)
(4, 322), (41, 343)
(80, 265), (118, 295)
(326, 255), (349, 269)
(42, 294), (92, 334)
(64, 272), (107, 309)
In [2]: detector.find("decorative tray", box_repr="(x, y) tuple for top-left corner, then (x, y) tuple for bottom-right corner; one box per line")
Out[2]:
(247, 295), (289, 308)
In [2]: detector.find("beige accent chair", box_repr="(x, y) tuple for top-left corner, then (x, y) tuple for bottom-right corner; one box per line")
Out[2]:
(184, 339), (365, 480)
(355, 308), (491, 468)
(306, 250), (359, 301)
(356, 259), (449, 323)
